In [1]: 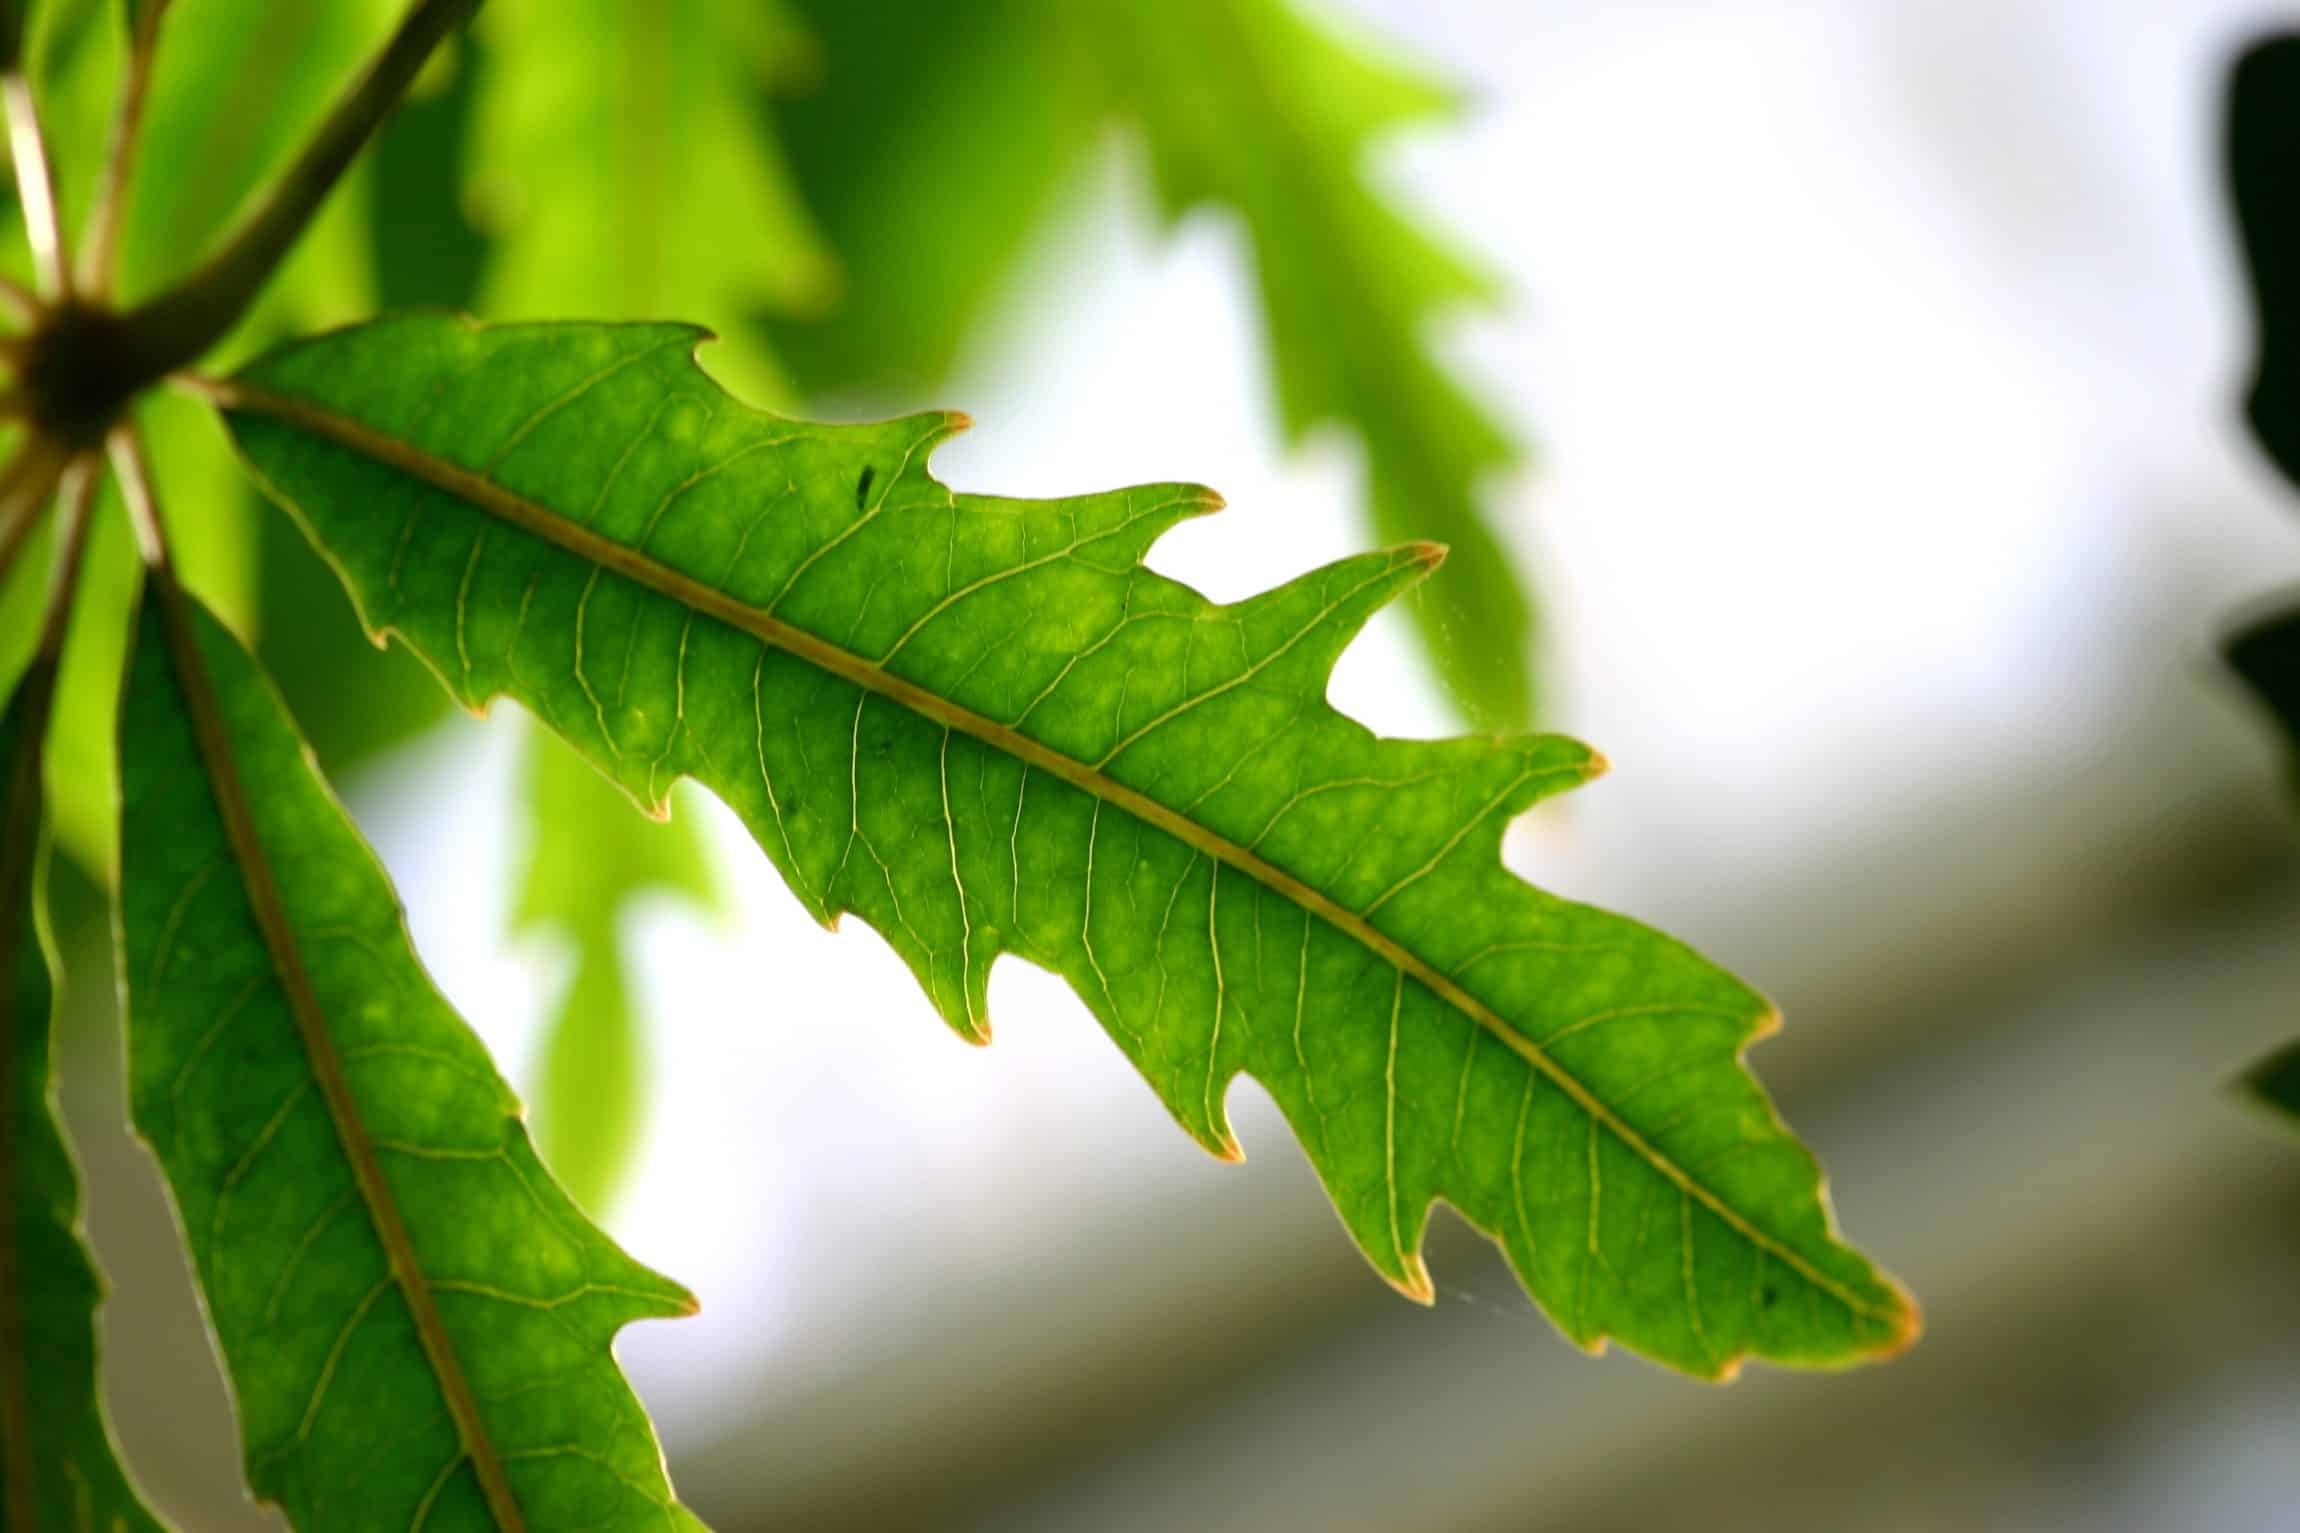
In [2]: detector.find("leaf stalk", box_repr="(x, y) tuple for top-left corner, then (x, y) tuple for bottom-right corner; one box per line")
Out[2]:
(78, 0), (176, 300)
(111, 0), (481, 383)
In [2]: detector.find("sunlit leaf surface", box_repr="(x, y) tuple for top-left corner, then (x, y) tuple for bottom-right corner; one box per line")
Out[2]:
(217, 315), (1915, 1377)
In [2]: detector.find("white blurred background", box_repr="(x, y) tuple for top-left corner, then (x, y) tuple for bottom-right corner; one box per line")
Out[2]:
(68, 1), (2300, 1527)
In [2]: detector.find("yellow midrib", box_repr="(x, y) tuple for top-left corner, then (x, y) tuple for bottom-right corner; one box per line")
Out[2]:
(207, 373), (1909, 1342)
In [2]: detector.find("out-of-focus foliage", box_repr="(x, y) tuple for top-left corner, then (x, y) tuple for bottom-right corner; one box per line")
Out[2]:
(513, 728), (717, 1217)
(2220, 34), (2300, 1126)
(468, 0), (832, 406)
(768, 0), (1532, 729)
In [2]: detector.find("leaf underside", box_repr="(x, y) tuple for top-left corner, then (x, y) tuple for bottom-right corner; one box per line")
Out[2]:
(117, 588), (701, 1529)
(1, 670), (166, 1530)
(216, 313), (1914, 1378)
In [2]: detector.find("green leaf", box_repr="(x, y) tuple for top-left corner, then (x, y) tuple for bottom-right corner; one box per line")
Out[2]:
(513, 726), (716, 1216)
(2242, 1039), (2300, 1127)
(767, 0), (1105, 400)
(1, 662), (167, 1529)
(116, 580), (703, 1527)
(2228, 605), (2300, 769)
(769, 0), (1532, 726)
(215, 315), (1915, 1377)
(2224, 609), (2300, 1126)
(468, 0), (834, 405)
(2231, 36), (2300, 494)
(1090, 0), (1531, 729)
(2225, 41), (2300, 1131)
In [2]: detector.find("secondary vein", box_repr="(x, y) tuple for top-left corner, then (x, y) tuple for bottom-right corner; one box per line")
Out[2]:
(113, 430), (529, 1529)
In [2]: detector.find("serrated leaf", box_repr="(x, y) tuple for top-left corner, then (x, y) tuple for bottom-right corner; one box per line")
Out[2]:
(116, 581), (702, 1527)
(513, 725), (716, 1215)
(1093, 0), (1531, 730)
(768, 0), (1531, 727)
(1, 658), (167, 1529)
(468, 0), (833, 406)
(213, 315), (1915, 1377)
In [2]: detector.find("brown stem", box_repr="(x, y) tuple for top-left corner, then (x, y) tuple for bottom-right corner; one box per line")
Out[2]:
(78, 0), (176, 299)
(0, 437), (68, 596)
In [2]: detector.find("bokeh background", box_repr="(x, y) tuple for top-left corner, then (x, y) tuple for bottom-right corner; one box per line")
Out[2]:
(44, 0), (2300, 1527)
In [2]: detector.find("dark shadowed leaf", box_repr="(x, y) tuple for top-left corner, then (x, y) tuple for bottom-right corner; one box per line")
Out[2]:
(0, 649), (167, 1530)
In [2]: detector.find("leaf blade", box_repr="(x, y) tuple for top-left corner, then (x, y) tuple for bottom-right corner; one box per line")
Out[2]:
(117, 578), (701, 1529)
(216, 314), (1915, 1377)
(1, 658), (168, 1531)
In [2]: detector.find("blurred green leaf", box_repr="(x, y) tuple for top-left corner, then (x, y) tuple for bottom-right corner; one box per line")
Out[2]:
(513, 726), (716, 1216)
(367, 32), (486, 314)
(110, 0), (398, 309)
(772, 0), (1533, 728)
(2224, 37), (2300, 1129)
(1, 659), (168, 1530)
(2227, 605), (2300, 765)
(216, 313), (1914, 1376)
(468, 0), (834, 404)
(117, 582), (702, 1529)
(769, 0), (1104, 399)
(2231, 36), (2300, 493)
(1089, 0), (1529, 729)
(2241, 1039), (2300, 1127)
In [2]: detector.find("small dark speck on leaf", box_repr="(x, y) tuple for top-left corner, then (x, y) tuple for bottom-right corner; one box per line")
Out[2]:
(855, 464), (875, 508)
